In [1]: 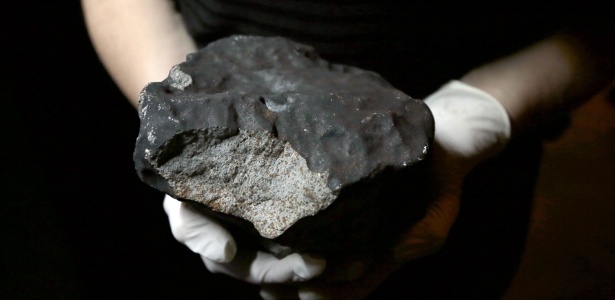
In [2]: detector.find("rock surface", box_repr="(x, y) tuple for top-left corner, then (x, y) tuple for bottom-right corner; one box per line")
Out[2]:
(134, 36), (434, 253)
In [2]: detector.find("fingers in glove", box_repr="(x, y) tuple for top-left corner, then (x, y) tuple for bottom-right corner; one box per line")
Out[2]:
(425, 80), (511, 167)
(163, 195), (236, 263)
(258, 257), (371, 299)
(393, 193), (460, 262)
(203, 250), (326, 285)
(297, 258), (399, 300)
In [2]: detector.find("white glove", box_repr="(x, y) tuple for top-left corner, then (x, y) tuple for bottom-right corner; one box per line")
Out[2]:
(163, 195), (326, 284)
(424, 80), (511, 171)
(259, 80), (512, 300)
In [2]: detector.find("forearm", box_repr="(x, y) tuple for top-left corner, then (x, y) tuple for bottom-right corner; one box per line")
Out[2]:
(82, 0), (197, 108)
(461, 33), (614, 136)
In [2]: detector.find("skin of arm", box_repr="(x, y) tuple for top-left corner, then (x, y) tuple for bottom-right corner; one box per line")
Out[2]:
(81, 0), (197, 108)
(461, 33), (614, 136)
(398, 31), (615, 264)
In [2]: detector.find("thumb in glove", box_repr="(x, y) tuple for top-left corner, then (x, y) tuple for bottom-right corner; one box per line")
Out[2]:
(163, 195), (236, 263)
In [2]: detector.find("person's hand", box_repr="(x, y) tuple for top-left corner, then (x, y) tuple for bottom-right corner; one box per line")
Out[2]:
(394, 80), (512, 262)
(260, 80), (512, 299)
(163, 195), (327, 284)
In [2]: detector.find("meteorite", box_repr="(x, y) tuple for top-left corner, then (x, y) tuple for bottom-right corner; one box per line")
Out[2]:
(134, 35), (434, 258)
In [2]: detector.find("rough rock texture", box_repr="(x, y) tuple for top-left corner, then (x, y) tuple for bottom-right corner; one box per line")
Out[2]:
(134, 35), (434, 257)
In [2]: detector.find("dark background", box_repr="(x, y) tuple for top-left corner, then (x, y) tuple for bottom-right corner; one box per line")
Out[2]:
(1, 2), (259, 298)
(3, 2), (614, 299)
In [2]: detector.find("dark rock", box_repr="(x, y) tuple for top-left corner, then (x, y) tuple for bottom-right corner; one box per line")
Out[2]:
(134, 35), (434, 258)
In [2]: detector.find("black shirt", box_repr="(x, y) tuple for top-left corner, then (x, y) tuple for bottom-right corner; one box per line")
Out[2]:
(173, 0), (580, 98)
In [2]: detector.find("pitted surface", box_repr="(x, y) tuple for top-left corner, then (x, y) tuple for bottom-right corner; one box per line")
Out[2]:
(134, 35), (434, 238)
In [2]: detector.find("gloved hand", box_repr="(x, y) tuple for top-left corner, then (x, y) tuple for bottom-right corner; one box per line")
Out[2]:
(163, 195), (326, 284)
(393, 80), (511, 261)
(260, 80), (512, 299)
(424, 80), (511, 173)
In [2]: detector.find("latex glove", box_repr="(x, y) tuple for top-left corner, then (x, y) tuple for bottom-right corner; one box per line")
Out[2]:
(261, 80), (511, 299)
(424, 80), (511, 172)
(163, 195), (326, 284)
(393, 79), (511, 261)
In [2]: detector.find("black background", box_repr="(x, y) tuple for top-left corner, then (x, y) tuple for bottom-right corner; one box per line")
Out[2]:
(1, 2), (260, 298)
(2, 1), (586, 299)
